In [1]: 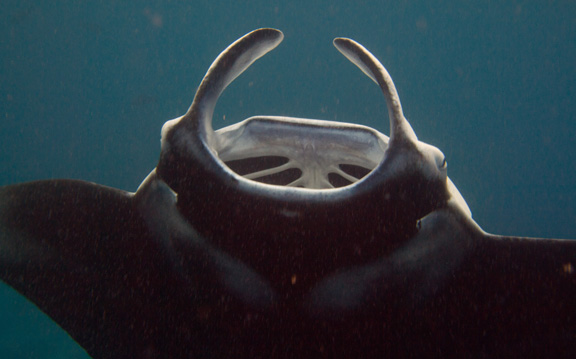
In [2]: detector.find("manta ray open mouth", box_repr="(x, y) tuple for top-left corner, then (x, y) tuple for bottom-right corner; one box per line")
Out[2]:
(217, 117), (382, 189)
(207, 36), (392, 189)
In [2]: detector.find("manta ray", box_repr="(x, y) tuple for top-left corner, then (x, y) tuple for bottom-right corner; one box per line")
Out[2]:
(1, 28), (575, 358)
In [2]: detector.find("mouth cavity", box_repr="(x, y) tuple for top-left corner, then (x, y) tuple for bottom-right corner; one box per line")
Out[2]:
(224, 155), (373, 188)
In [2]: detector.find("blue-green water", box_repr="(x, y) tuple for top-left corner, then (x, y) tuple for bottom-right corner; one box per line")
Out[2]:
(1, 1), (575, 357)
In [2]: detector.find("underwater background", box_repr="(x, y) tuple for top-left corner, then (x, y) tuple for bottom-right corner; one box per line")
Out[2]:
(0, 0), (574, 357)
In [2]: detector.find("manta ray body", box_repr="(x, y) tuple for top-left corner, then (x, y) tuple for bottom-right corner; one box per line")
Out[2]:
(1, 28), (575, 358)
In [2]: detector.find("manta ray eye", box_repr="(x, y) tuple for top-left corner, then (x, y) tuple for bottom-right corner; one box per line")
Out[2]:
(434, 154), (447, 170)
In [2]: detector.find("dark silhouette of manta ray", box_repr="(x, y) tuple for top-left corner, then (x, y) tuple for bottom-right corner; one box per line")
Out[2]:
(1, 28), (575, 358)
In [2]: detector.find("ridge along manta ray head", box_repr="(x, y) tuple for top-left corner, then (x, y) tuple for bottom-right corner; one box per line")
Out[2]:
(1, 28), (575, 358)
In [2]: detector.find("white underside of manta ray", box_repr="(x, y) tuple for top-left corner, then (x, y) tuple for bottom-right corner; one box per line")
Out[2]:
(1, 28), (575, 358)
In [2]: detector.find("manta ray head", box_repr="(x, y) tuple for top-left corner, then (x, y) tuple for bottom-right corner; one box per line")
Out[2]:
(154, 29), (466, 288)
